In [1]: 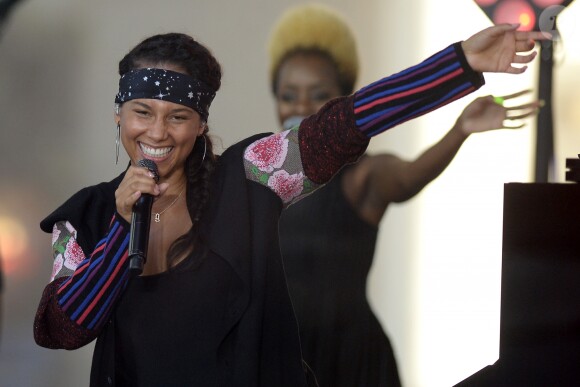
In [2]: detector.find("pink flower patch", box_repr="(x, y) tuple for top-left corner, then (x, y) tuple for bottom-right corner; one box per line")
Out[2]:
(268, 170), (305, 203)
(64, 238), (85, 270)
(51, 255), (64, 281)
(244, 132), (289, 173)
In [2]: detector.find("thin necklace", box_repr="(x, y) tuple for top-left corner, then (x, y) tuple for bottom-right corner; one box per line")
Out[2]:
(154, 187), (185, 223)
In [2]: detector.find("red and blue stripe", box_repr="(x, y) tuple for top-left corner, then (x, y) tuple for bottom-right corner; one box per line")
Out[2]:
(354, 43), (483, 137)
(56, 215), (131, 331)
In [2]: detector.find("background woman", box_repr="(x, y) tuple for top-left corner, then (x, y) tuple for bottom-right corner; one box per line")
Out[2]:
(269, 4), (542, 386)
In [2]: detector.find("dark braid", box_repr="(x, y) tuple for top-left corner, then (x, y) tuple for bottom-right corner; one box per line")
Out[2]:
(166, 131), (216, 270)
(118, 33), (221, 269)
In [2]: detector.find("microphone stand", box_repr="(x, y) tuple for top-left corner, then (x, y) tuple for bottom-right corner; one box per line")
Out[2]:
(534, 36), (556, 183)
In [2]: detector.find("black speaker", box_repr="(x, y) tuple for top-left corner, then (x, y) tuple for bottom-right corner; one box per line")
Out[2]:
(456, 183), (580, 386)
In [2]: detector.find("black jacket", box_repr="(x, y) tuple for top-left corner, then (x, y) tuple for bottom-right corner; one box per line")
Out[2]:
(42, 134), (313, 386)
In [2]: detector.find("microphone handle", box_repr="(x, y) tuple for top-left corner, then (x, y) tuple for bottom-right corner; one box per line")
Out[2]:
(128, 194), (154, 274)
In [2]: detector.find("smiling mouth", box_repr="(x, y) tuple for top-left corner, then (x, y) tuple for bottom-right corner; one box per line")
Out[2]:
(139, 142), (173, 158)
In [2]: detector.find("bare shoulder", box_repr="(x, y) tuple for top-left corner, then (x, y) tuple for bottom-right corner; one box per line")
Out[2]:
(341, 153), (403, 226)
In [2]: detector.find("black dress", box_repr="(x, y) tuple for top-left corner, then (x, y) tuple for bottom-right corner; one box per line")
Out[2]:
(279, 166), (402, 387)
(114, 249), (232, 386)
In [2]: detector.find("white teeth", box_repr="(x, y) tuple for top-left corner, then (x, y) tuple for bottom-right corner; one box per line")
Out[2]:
(140, 143), (172, 158)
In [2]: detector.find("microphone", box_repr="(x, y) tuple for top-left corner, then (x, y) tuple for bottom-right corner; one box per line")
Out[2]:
(282, 116), (305, 131)
(128, 159), (159, 275)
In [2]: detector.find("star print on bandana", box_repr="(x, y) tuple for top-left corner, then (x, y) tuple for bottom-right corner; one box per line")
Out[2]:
(115, 68), (216, 120)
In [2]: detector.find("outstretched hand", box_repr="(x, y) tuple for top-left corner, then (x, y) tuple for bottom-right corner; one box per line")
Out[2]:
(462, 24), (550, 74)
(457, 89), (542, 135)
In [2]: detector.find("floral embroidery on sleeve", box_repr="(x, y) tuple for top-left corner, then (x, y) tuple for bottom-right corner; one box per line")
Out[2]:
(244, 130), (290, 173)
(50, 221), (86, 282)
(243, 128), (319, 206)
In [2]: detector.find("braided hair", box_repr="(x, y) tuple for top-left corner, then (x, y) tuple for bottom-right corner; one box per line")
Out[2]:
(118, 33), (221, 269)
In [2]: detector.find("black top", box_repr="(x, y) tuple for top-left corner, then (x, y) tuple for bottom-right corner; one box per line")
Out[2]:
(279, 166), (401, 387)
(115, 249), (233, 386)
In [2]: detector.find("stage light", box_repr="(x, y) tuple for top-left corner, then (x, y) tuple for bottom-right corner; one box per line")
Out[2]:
(494, 0), (536, 30)
(0, 216), (29, 275)
(474, 0), (573, 31)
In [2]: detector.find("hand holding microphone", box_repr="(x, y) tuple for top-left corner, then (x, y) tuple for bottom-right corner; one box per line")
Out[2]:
(114, 159), (165, 275)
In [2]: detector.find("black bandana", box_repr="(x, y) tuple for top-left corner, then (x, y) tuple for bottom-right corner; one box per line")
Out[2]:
(114, 68), (216, 120)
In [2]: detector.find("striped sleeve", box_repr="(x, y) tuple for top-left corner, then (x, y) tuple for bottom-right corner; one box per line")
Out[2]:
(34, 213), (131, 349)
(354, 42), (484, 137)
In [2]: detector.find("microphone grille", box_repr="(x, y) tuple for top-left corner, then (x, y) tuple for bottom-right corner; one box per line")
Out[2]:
(137, 159), (159, 183)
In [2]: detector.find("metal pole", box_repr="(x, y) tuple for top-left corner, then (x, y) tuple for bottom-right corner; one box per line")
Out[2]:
(535, 39), (555, 182)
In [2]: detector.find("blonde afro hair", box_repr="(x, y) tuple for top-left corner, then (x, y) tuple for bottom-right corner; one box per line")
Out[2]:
(268, 3), (359, 94)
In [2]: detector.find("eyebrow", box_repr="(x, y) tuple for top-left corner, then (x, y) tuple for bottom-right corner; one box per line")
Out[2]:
(131, 101), (195, 114)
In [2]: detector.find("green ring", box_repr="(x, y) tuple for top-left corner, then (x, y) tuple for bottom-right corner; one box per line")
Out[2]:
(493, 96), (505, 106)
